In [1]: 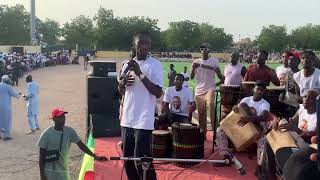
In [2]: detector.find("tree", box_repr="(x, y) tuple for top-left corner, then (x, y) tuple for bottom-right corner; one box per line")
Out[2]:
(0, 4), (30, 45)
(255, 25), (288, 52)
(163, 20), (201, 50)
(38, 18), (61, 45)
(62, 15), (94, 48)
(199, 23), (233, 51)
(291, 24), (320, 50)
(94, 8), (161, 50)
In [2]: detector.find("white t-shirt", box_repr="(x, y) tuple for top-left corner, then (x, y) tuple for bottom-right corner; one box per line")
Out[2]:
(163, 86), (193, 117)
(238, 96), (270, 129)
(120, 57), (163, 130)
(238, 96), (270, 116)
(181, 72), (190, 87)
(293, 68), (320, 96)
(192, 58), (219, 95)
(224, 63), (244, 86)
(276, 65), (289, 80)
(297, 104), (317, 132)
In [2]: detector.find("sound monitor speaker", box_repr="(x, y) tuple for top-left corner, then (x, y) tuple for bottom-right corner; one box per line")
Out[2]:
(89, 61), (116, 77)
(87, 75), (120, 114)
(90, 114), (121, 138)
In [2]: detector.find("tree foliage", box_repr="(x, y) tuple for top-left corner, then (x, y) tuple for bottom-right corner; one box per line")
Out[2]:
(255, 25), (288, 52)
(61, 15), (94, 48)
(0, 5), (30, 45)
(1, 4), (320, 51)
(38, 18), (61, 45)
(291, 24), (320, 50)
(94, 8), (160, 50)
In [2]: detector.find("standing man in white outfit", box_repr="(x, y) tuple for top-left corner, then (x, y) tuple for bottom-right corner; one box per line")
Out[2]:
(190, 43), (224, 139)
(224, 52), (246, 86)
(0, 75), (19, 140)
(24, 75), (40, 134)
(276, 51), (293, 86)
(181, 66), (190, 88)
(294, 51), (320, 103)
(118, 32), (163, 180)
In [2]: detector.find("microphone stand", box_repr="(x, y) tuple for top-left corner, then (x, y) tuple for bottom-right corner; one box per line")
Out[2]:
(109, 155), (245, 180)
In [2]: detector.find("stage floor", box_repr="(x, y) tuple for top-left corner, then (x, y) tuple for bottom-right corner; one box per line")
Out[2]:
(93, 132), (257, 180)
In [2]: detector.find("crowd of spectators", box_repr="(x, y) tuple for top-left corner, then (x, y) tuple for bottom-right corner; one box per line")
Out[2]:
(0, 50), (79, 86)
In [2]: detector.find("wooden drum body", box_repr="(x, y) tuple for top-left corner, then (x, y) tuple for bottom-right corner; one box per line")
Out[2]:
(264, 86), (285, 113)
(266, 119), (298, 153)
(152, 130), (172, 158)
(220, 111), (259, 152)
(171, 123), (204, 167)
(241, 81), (256, 98)
(221, 85), (241, 119)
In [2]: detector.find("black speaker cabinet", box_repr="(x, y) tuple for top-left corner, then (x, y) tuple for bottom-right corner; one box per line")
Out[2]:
(89, 61), (117, 77)
(87, 75), (120, 114)
(90, 114), (121, 138)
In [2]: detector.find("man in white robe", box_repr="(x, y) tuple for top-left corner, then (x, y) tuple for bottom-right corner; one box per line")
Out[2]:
(23, 75), (40, 134)
(0, 75), (19, 140)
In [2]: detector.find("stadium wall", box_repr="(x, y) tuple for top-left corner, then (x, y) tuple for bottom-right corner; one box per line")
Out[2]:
(0, 45), (41, 53)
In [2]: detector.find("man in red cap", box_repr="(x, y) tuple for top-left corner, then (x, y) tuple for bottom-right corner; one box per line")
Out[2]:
(38, 108), (107, 180)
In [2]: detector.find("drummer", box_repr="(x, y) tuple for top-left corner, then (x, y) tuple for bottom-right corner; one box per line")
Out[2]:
(276, 51), (293, 86)
(293, 50), (320, 104)
(223, 52), (246, 86)
(279, 56), (300, 120)
(157, 74), (196, 128)
(244, 50), (280, 86)
(258, 89), (319, 179)
(216, 80), (270, 162)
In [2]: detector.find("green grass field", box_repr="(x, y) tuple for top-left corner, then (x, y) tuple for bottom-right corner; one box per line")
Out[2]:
(161, 62), (282, 121)
(161, 62), (281, 89)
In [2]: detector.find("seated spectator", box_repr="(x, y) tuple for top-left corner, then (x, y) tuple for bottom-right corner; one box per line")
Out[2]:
(156, 74), (196, 128)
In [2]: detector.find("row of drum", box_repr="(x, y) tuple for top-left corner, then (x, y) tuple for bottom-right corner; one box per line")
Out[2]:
(152, 122), (204, 167)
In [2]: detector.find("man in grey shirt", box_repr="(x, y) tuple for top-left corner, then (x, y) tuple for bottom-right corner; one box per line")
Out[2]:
(38, 108), (107, 180)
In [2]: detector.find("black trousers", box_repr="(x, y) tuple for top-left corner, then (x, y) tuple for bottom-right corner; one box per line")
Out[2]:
(121, 127), (157, 180)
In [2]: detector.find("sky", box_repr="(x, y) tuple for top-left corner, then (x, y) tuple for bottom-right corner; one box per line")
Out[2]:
(2, 0), (320, 41)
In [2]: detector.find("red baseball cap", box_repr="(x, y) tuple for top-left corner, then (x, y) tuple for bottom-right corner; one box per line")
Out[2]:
(50, 108), (68, 119)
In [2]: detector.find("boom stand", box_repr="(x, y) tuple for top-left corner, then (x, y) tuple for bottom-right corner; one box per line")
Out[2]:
(110, 155), (244, 180)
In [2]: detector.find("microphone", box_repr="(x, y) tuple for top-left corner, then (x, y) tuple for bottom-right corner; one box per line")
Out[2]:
(119, 48), (136, 80)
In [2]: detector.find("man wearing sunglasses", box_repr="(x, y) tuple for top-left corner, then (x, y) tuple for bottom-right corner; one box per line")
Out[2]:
(190, 43), (224, 139)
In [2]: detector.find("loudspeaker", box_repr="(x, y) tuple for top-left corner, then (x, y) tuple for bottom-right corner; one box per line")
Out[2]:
(90, 114), (121, 138)
(89, 61), (117, 77)
(87, 76), (120, 114)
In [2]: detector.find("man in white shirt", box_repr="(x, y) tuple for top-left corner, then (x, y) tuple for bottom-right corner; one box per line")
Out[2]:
(118, 32), (163, 180)
(276, 51), (293, 86)
(23, 75), (40, 134)
(157, 74), (195, 127)
(259, 89), (318, 179)
(294, 51), (320, 103)
(216, 81), (270, 164)
(223, 52), (246, 86)
(181, 66), (190, 88)
(190, 43), (224, 139)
